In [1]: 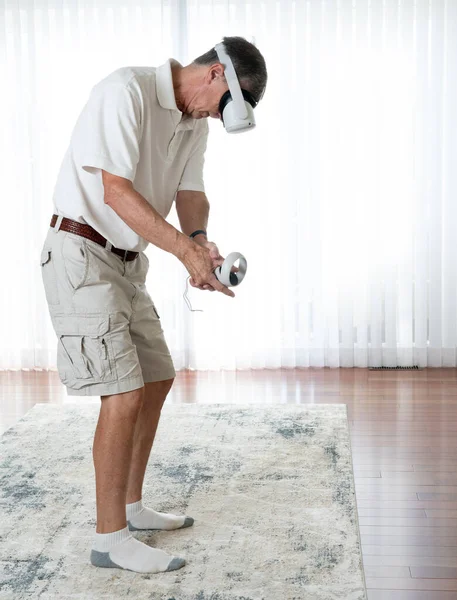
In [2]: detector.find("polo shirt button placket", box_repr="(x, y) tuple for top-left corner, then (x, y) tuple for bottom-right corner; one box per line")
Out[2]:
(168, 137), (177, 161)
(120, 249), (128, 276)
(167, 125), (184, 161)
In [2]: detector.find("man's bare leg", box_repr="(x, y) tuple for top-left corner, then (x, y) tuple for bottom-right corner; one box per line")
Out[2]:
(124, 378), (194, 531)
(90, 384), (185, 573)
(93, 386), (145, 534)
(126, 378), (174, 505)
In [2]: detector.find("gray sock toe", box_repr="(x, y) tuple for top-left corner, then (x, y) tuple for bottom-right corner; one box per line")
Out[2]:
(181, 516), (194, 528)
(90, 549), (122, 569)
(166, 557), (186, 571)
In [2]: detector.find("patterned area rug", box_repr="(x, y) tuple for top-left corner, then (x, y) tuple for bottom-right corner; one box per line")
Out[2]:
(0, 403), (366, 600)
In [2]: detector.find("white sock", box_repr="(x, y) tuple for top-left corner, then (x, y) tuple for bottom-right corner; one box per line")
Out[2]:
(126, 499), (192, 531)
(91, 526), (185, 573)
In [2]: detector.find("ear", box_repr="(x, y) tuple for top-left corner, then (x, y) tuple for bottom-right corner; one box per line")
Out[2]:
(208, 62), (225, 82)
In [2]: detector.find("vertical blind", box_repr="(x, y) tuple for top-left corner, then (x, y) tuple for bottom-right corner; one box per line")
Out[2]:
(1, 0), (456, 370)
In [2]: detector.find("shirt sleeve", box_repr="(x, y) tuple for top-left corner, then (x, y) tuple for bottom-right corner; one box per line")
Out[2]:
(177, 121), (208, 193)
(73, 82), (142, 182)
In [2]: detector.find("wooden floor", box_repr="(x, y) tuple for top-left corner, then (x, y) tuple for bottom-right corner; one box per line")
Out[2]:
(1, 367), (457, 600)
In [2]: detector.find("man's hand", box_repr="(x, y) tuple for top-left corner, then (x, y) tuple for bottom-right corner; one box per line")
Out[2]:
(190, 239), (224, 292)
(180, 240), (235, 298)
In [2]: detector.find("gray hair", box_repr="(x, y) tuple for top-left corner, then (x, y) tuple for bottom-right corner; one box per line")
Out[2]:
(192, 36), (267, 103)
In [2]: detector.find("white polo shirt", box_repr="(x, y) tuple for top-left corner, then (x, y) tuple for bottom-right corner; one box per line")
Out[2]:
(52, 59), (209, 251)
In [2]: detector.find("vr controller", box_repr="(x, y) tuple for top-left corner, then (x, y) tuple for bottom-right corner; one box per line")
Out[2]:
(214, 252), (247, 287)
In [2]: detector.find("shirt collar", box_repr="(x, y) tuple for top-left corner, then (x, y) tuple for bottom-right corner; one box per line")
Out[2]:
(156, 58), (196, 130)
(156, 58), (181, 111)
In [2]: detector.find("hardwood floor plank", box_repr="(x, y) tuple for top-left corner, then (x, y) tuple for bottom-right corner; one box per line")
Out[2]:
(362, 545), (457, 557)
(351, 438), (457, 448)
(354, 419), (457, 424)
(351, 426), (429, 433)
(357, 452), (457, 459)
(353, 459), (442, 467)
(376, 474), (457, 485)
(362, 522), (457, 534)
(419, 494), (457, 501)
(355, 492), (421, 501)
(354, 465), (415, 472)
(411, 567), (457, 580)
(362, 535), (457, 546)
(368, 590), (457, 599)
(359, 517), (454, 527)
(416, 466), (457, 473)
(358, 509), (427, 518)
(354, 470), (383, 478)
(365, 577), (457, 591)
(356, 486), (457, 494)
(364, 565), (411, 578)
(426, 511), (457, 518)
(362, 555), (457, 568)
(357, 501), (457, 510)
(352, 445), (441, 452)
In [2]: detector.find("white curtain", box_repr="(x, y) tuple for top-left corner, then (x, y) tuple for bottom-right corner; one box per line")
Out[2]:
(1, 0), (456, 370)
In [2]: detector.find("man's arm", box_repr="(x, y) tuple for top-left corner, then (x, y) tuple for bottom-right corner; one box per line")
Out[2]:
(175, 190), (209, 244)
(176, 189), (229, 293)
(102, 171), (234, 297)
(103, 170), (192, 259)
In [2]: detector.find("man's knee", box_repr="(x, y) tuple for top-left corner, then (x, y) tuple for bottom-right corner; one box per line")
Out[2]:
(144, 378), (174, 406)
(101, 385), (146, 414)
(161, 377), (175, 393)
(146, 377), (174, 391)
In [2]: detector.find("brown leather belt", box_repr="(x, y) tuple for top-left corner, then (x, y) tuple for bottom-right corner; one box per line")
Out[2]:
(50, 214), (139, 261)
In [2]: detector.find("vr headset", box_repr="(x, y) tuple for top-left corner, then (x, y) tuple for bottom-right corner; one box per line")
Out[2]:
(214, 42), (257, 134)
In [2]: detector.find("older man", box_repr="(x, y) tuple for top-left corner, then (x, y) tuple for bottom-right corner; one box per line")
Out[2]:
(39, 36), (267, 574)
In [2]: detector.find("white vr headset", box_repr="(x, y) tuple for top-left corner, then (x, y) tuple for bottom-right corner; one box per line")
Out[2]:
(214, 42), (257, 134)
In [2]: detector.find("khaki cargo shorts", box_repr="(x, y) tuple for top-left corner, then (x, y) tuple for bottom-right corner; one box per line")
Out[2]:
(39, 224), (176, 396)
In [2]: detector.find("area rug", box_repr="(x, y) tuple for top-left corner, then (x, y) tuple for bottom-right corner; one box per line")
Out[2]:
(0, 403), (366, 600)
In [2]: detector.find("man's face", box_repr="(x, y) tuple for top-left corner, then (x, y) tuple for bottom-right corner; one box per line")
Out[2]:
(185, 63), (229, 120)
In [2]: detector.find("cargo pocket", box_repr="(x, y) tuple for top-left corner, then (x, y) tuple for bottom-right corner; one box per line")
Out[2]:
(52, 314), (116, 390)
(62, 234), (89, 292)
(40, 248), (59, 305)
